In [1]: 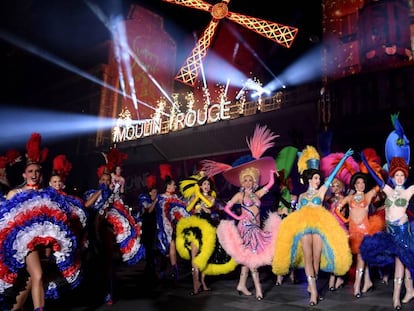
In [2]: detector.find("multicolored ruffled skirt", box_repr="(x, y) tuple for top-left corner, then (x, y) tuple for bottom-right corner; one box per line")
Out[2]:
(272, 205), (352, 276)
(0, 188), (82, 306)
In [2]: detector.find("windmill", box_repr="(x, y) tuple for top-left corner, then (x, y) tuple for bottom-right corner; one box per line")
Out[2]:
(163, 0), (299, 87)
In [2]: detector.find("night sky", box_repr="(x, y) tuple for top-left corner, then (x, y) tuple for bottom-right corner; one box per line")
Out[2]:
(1, 0), (322, 109)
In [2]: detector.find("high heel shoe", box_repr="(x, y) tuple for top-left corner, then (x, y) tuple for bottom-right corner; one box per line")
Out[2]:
(329, 286), (335, 291)
(190, 286), (202, 296)
(394, 304), (402, 310)
(362, 285), (373, 293)
(275, 281), (281, 286)
(237, 287), (252, 296)
(256, 295), (263, 301)
(354, 292), (361, 299)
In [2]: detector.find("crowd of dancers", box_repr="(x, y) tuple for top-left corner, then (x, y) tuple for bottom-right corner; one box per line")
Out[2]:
(1, 113), (414, 310)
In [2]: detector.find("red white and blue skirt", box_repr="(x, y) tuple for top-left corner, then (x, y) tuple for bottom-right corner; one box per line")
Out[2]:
(0, 188), (82, 306)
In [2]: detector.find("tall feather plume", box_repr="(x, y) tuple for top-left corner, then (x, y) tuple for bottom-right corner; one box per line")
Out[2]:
(199, 159), (232, 178)
(26, 133), (48, 165)
(247, 124), (279, 159)
(159, 163), (173, 181)
(297, 145), (320, 175)
(106, 148), (128, 172)
(146, 174), (157, 189)
(53, 154), (72, 181)
(320, 152), (359, 186)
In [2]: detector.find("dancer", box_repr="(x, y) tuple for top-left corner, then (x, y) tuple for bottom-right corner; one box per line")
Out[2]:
(272, 146), (353, 306)
(84, 150), (144, 305)
(0, 133), (81, 311)
(360, 156), (414, 310)
(176, 172), (237, 295)
(156, 164), (189, 283)
(201, 124), (282, 300)
(138, 175), (159, 279)
(320, 151), (360, 291)
(335, 172), (385, 298)
(107, 148), (128, 203)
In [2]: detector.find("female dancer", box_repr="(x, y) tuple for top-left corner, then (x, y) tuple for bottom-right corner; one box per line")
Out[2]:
(156, 173), (189, 282)
(176, 172), (237, 295)
(84, 161), (144, 305)
(201, 124), (282, 300)
(360, 156), (414, 310)
(335, 172), (384, 298)
(1, 133), (80, 311)
(272, 146), (353, 306)
(326, 178), (347, 290)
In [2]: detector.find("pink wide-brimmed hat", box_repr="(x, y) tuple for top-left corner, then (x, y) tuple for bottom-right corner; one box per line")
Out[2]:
(201, 124), (279, 187)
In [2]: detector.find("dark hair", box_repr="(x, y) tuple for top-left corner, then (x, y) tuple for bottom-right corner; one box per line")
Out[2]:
(350, 172), (368, 190)
(302, 168), (321, 185)
(198, 176), (215, 195)
(164, 175), (174, 188)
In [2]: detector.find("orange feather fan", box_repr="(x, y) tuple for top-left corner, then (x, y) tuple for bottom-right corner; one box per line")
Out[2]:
(360, 148), (386, 182)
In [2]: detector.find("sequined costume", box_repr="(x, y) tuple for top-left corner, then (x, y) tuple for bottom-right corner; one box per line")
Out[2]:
(347, 196), (385, 254)
(216, 193), (281, 269)
(360, 193), (414, 270)
(272, 195), (352, 276)
(0, 188), (82, 306)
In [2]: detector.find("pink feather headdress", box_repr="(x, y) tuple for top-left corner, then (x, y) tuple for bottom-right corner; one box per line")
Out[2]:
(320, 152), (360, 186)
(200, 124), (278, 187)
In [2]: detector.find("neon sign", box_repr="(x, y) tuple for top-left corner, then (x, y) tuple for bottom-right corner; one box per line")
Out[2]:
(112, 101), (231, 143)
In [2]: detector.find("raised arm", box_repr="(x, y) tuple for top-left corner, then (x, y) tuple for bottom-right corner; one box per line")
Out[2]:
(324, 148), (354, 189)
(256, 169), (277, 198)
(360, 152), (385, 189)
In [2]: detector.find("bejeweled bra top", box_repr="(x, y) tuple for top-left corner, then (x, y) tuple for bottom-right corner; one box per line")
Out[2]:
(300, 196), (322, 206)
(385, 197), (407, 208)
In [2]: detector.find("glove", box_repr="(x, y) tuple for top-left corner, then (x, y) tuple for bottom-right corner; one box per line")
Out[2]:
(360, 152), (385, 188)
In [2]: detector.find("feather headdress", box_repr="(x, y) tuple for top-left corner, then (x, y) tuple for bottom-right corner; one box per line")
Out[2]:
(159, 163), (173, 181)
(385, 113), (410, 166)
(146, 174), (157, 190)
(106, 148), (128, 172)
(26, 133), (48, 166)
(0, 149), (21, 187)
(320, 152), (360, 186)
(97, 147), (128, 178)
(201, 124), (278, 187)
(52, 154), (72, 182)
(297, 145), (320, 175)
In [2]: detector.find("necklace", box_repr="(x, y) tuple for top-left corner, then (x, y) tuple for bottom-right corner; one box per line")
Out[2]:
(26, 184), (39, 190)
(354, 192), (363, 202)
(247, 191), (256, 199)
(306, 186), (316, 198)
(393, 185), (404, 199)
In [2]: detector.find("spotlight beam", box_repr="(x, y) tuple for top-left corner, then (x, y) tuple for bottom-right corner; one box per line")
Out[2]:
(0, 30), (158, 114)
(0, 106), (117, 149)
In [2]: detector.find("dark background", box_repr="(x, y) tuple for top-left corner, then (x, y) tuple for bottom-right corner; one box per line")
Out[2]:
(0, 0), (322, 108)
